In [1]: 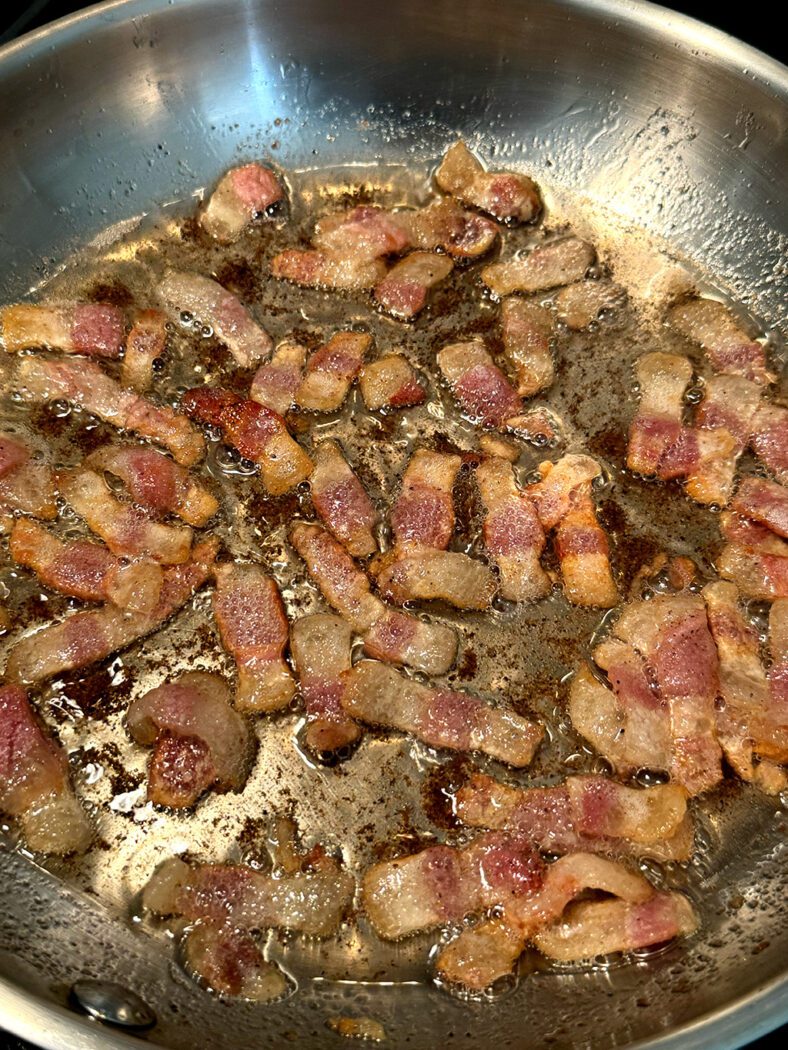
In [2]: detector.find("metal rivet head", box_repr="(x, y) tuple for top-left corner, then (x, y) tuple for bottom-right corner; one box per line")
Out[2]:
(70, 979), (156, 1030)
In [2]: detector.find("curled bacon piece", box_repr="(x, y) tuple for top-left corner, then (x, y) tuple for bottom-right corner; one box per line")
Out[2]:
(500, 298), (555, 397)
(309, 440), (379, 558)
(181, 922), (288, 1002)
(668, 297), (774, 385)
(60, 468), (193, 564)
(200, 161), (284, 243)
(482, 238), (595, 297)
(437, 340), (522, 428)
(359, 354), (426, 411)
(1, 301), (124, 358)
(374, 252), (454, 320)
(271, 248), (387, 291)
(159, 271), (271, 368)
(296, 331), (371, 412)
(213, 563), (295, 713)
(0, 684), (91, 854)
(751, 402), (788, 483)
(733, 476), (788, 539)
(290, 613), (360, 756)
(120, 309), (167, 393)
(376, 550), (497, 610)
(127, 671), (254, 808)
(435, 140), (541, 224)
(4, 538), (218, 686)
(0, 432), (57, 520)
(342, 660), (543, 767)
(475, 457), (550, 602)
(527, 453), (600, 529)
(719, 511), (788, 601)
(15, 355), (204, 466)
(402, 199), (499, 259)
(250, 340), (307, 416)
(627, 352), (691, 477)
(455, 772), (692, 861)
(86, 444), (218, 527)
(9, 518), (163, 614)
(181, 386), (312, 495)
(554, 279), (626, 330)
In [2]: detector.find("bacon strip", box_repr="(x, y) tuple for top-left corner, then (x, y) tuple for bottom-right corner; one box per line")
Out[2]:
(4, 538), (218, 686)
(482, 238), (595, 297)
(751, 402), (788, 483)
(309, 440), (379, 557)
(181, 921), (288, 1002)
(9, 518), (163, 614)
(0, 684), (92, 855)
(391, 449), (460, 551)
(15, 355), (204, 466)
(296, 332), (371, 412)
(86, 445), (218, 527)
(159, 271), (271, 368)
(59, 468), (193, 564)
(527, 454), (601, 530)
(250, 340), (306, 416)
(478, 434), (520, 462)
(475, 457), (550, 602)
(290, 613), (360, 756)
(127, 671), (254, 807)
(718, 512), (788, 601)
(200, 162), (284, 243)
(668, 297), (774, 385)
(437, 340), (522, 428)
(376, 550), (497, 609)
(213, 563), (295, 713)
(374, 253), (454, 320)
(455, 772), (692, 861)
(500, 298), (554, 397)
(435, 140), (541, 224)
(402, 199), (499, 259)
(120, 309), (167, 392)
(1, 302), (124, 358)
(733, 476), (788, 539)
(359, 354), (426, 411)
(313, 205), (410, 259)
(181, 386), (312, 495)
(342, 660), (543, 767)
(0, 432), (57, 520)
(271, 248), (386, 291)
(554, 279), (626, 330)
(289, 523), (457, 675)
(627, 352), (692, 476)
(684, 376), (762, 504)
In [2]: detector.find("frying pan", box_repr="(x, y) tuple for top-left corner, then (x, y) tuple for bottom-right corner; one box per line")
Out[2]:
(0, 0), (787, 1047)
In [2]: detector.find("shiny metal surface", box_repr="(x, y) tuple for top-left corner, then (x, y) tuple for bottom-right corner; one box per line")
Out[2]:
(0, 1), (787, 1049)
(70, 980), (156, 1029)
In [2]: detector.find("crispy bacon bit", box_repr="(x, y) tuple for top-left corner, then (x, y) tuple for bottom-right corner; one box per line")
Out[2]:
(719, 512), (788, 601)
(402, 198), (499, 259)
(627, 352), (692, 476)
(181, 386), (312, 495)
(374, 253), (454, 320)
(127, 672), (253, 807)
(500, 298), (555, 397)
(478, 434), (520, 462)
(121, 310), (167, 392)
(0, 432), (57, 520)
(437, 340), (522, 428)
(296, 331), (371, 412)
(271, 248), (387, 291)
(250, 340), (307, 416)
(669, 297), (774, 385)
(0, 684), (91, 854)
(455, 772), (692, 861)
(435, 140), (541, 224)
(482, 238), (595, 297)
(60, 468), (193, 564)
(86, 445), (218, 527)
(506, 406), (563, 446)
(475, 457), (550, 602)
(182, 921), (288, 1002)
(1, 302), (124, 358)
(733, 477), (788, 539)
(527, 454), (601, 530)
(15, 355), (204, 466)
(9, 518), (163, 613)
(200, 162), (284, 243)
(751, 402), (788, 483)
(359, 354), (427, 411)
(213, 563), (295, 713)
(290, 613), (360, 756)
(555, 279), (626, 330)
(159, 271), (271, 368)
(4, 538), (218, 686)
(391, 449), (460, 550)
(310, 440), (378, 558)
(342, 660), (543, 767)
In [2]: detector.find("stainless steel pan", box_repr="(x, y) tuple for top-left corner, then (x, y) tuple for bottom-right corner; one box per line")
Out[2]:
(0, 1), (787, 1047)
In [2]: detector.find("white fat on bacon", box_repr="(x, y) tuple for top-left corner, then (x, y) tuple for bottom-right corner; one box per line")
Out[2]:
(342, 660), (543, 767)
(374, 252), (454, 320)
(627, 352), (692, 477)
(15, 355), (204, 466)
(750, 402), (788, 484)
(290, 613), (360, 756)
(0, 432), (57, 521)
(437, 340), (523, 429)
(158, 271), (272, 369)
(127, 671), (254, 808)
(271, 248), (387, 291)
(435, 140), (541, 224)
(120, 309), (167, 392)
(250, 340), (307, 416)
(359, 354), (426, 411)
(309, 439), (379, 558)
(182, 921), (288, 1002)
(200, 162), (284, 243)
(554, 279), (626, 330)
(668, 297), (774, 385)
(500, 298), (555, 397)
(296, 331), (371, 412)
(718, 512), (788, 601)
(1, 301), (124, 358)
(482, 238), (595, 298)
(0, 684), (92, 855)
(213, 563), (295, 713)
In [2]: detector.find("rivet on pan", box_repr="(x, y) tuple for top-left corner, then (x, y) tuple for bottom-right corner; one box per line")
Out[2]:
(70, 979), (156, 1030)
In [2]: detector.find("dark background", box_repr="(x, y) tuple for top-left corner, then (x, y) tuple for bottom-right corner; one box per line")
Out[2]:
(0, 1), (785, 1048)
